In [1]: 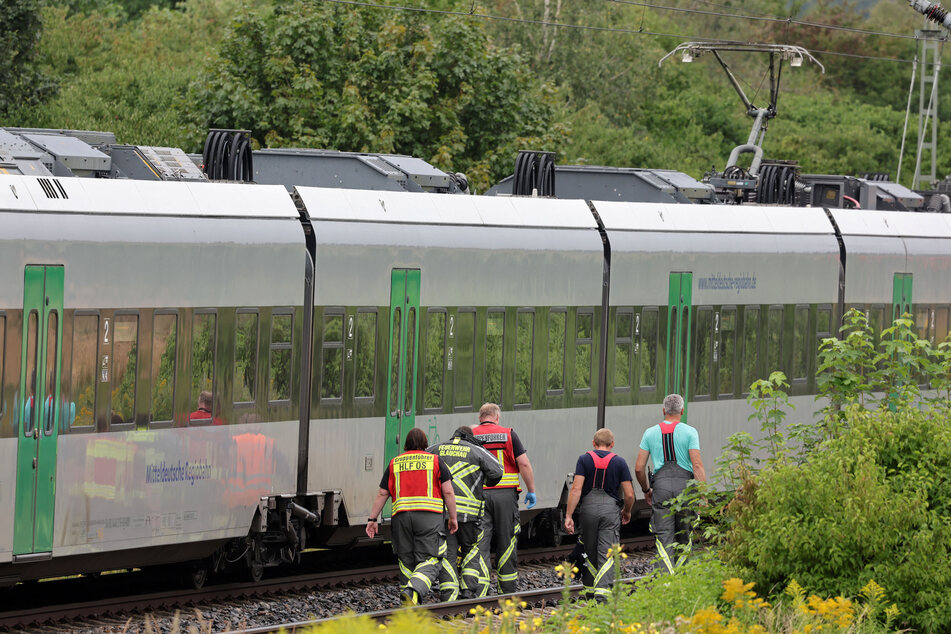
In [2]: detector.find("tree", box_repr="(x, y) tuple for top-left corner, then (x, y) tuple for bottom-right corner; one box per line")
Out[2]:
(0, 0), (56, 116)
(183, 1), (564, 192)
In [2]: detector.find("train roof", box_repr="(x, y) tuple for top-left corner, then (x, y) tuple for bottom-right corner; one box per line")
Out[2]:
(832, 207), (951, 238)
(0, 175), (298, 218)
(296, 186), (599, 229)
(595, 202), (835, 234)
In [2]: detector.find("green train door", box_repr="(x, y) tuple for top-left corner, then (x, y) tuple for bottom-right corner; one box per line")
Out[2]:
(383, 269), (421, 517)
(14, 265), (64, 557)
(892, 273), (913, 323)
(665, 272), (693, 417)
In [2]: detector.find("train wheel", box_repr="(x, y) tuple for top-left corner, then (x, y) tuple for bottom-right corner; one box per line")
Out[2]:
(248, 561), (264, 583)
(184, 562), (209, 590)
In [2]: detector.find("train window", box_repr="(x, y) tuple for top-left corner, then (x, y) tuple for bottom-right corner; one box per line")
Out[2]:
(25, 311), (38, 435)
(547, 309), (566, 393)
(792, 305), (810, 381)
(423, 309), (446, 410)
(575, 310), (594, 392)
(935, 306), (950, 344)
(915, 305), (930, 342)
(150, 313), (177, 424)
(112, 314), (138, 426)
(817, 306), (833, 338)
(403, 307), (417, 413)
(614, 309), (633, 392)
(484, 310), (504, 405)
(389, 307), (402, 412)
(190, 312), (216, 424)
(44, 311), (58, 434)
(741, 306), (759, 393)
(234, 311), (258, 404)
(767, 306), (783, 376)
(865, 305), (884, 346)
(639, 309), (658, 389)
(693, 308), (713, 398)
(719, 308), (736, 398)
(321, 312), (343, 401)
(453, 310), (476, 409)
(69, 315), (98, 429)
(270, 313), (294, 403)
(355, 310), (377, 400)
(515, 310), (534, 406)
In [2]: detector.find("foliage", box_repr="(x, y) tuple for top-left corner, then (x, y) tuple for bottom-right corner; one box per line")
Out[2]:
(0, 0), (56, 117)
(0, 1), (236, 147)
(183, 1), (564, 192)
(719, 316), (951, 632)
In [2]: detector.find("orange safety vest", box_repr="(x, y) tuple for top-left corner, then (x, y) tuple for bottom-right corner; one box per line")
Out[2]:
(387, 450), (444, 514)
(473, 422), (520, 491)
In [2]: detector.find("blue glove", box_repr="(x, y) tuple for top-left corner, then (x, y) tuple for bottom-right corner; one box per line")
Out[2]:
(525, 492), (537, 509)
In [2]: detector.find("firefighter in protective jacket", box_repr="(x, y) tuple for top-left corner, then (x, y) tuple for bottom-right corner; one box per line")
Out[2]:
(367, 428), (458, 604)
(472, 402), (536, 594)
(427, 426), (503, 600)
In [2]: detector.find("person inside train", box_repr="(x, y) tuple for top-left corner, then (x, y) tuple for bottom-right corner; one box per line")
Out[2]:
(635, 393), (707, 573)
(189, 390), (213, 422)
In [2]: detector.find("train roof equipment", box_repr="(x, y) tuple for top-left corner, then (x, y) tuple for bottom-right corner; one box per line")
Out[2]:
(659, 42), (824, 205)
(486, 163), (716, 204)
(0, 127), (467, 194)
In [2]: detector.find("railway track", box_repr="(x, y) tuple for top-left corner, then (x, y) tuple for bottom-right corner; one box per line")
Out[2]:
(0, 537), (654, 630)
(233, 574), (649, 634)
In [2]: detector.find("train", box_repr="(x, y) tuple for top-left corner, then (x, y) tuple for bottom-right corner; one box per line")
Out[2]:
(1, 128), (950, 589)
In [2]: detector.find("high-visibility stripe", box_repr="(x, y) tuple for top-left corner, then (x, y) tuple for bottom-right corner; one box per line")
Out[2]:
(393, 497), (444, 513)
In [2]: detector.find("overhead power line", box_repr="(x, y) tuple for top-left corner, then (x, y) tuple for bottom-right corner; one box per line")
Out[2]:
(318, 0), (915, 64)
(608, 0), (920, 41)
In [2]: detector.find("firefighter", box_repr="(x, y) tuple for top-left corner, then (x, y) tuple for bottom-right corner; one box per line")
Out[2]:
(472, 402), (536, 594)
(427, 425), (503, 600)
(366, 428), (458, 604)
(634, 393), (707, 573)
(563, 428), (635, 602)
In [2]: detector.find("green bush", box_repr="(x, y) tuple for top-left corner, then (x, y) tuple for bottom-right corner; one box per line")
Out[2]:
(720, 312), (951, 631)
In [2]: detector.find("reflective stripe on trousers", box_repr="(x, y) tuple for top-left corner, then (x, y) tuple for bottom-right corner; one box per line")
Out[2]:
(579, 489), (620, 597)
(392, 511), (444, 597)
(480, 488), (520, 594)
(439, 520), (488, 600)
(650, 462), (694, 574)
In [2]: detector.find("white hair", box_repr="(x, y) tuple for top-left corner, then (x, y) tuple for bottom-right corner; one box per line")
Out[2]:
(663, 393), (685, 415)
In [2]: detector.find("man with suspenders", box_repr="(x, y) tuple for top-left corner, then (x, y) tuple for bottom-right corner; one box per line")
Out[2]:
(635, 393), (707, 573)
(564, 428), (635, 601)
(473, 402), (536, 594)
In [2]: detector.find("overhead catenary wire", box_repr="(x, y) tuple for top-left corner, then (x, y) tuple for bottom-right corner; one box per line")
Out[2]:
(318, 0), (916, 64)
(608, 0), (920, 41)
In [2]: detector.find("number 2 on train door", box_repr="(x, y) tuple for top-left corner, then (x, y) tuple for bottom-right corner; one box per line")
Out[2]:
(665, 272), (693, 419)
(383, 269), (421, 515)
(14, 265), (64, 557)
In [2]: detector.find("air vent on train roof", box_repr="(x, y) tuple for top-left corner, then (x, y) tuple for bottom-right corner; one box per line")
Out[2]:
(37, 177), (68, 199)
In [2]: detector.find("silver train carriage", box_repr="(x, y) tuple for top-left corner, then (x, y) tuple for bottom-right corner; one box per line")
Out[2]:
(2, 173), (951, 586)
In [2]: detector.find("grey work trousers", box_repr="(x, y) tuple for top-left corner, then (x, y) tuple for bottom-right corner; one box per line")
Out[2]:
(438, 519), (488, 600)
(650, 462), (694, 573)
(579, 489), (621, 598)
(392, 510), (444, 598)
(479, 488), (520, 593)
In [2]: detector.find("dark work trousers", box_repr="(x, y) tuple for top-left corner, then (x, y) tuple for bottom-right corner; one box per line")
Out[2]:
(479, 488), (520, 593)
(392, 511), (444, 599)
(438, 520), (486, 600)
(650, 462), (695, 573)
(579, 488), (621, 598)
